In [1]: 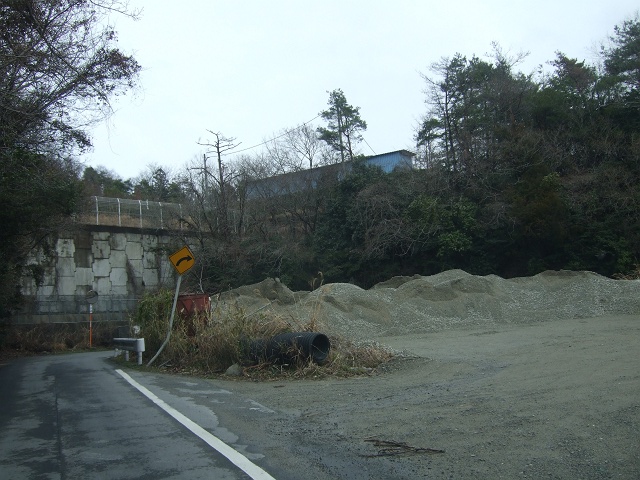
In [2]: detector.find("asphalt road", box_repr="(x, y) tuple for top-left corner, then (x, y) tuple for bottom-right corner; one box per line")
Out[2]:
(0, 351), (379, 480)
(0, 351), (276, 480)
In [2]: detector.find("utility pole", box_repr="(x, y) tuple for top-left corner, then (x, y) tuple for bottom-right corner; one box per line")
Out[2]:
(202, 153), (209, 193)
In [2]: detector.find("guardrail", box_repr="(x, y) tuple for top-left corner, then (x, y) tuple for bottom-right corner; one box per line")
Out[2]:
(113, 338), (146, 365)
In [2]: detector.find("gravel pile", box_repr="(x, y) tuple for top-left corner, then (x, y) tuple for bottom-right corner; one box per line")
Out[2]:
(219, 270), (640, 341)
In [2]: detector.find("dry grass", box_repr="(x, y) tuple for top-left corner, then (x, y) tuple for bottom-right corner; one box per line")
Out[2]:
(0, 321), (123, 355)
(613, 264), (640, 280)
(1, 287), (395, 379)
(124, 289), (395, 380)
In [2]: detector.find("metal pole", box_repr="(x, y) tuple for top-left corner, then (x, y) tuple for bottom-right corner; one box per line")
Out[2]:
(147, 275), (182, 366)
(89, 303), (93, 348)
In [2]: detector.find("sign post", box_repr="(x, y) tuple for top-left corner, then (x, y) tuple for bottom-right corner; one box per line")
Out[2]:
(86, 290), (98, 348)
(147, 246), (196, 366)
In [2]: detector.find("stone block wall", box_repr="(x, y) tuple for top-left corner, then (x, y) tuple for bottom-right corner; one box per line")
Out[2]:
(15, 226), (180, 323)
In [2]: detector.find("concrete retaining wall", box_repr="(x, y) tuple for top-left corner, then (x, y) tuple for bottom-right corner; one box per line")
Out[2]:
(14, 226), (180, 324)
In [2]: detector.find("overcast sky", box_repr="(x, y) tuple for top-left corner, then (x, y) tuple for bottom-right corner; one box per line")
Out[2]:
(85, 1), (639, 180)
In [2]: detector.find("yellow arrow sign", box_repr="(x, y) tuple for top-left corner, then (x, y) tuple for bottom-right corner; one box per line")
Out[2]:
(168, 245), (195, 275)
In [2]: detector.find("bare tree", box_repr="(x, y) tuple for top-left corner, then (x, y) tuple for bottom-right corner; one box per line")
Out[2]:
(263, 123), (332, 172)
(196, 131), (241, 236)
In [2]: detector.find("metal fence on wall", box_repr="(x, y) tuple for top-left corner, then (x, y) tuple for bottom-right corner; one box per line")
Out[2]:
(76, 196), (185, 230)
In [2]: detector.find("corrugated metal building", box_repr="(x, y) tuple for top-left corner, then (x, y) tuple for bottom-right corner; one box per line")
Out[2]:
(247, 149), (414, 199)
(363, 149), (414, 172)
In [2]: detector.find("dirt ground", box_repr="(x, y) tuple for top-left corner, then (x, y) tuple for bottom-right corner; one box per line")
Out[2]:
(214, 270), (640, 479)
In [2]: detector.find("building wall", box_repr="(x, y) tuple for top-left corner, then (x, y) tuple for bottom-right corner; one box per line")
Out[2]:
(365, 150), (414, 173)
(14, 226), (179, 324)
(246, 149), (415, 200)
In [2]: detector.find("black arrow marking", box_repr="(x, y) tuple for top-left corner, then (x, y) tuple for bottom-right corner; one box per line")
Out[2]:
(176, 255), (193, 266)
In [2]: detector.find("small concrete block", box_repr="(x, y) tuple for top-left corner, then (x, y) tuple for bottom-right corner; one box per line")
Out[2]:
(142, 253), (158, 269)
(110, 250), (127, 268)
(141, 235), (158, 249)
(92, 240), (111, 259)
(75, 267), (94, 286)
(75, 285), (90, 297)
(56, 257), (76, 277)
(125, 241), (144, 260)
(142, 269), (159, 287)
(93, 259), (111, 277)
(109, 233), (127, 251)
(93, 231), (110, 241)
(74, 231), (92, 250)
(95, 276), (112, 293)
(56, 238), (75, 257)
(74, 247), (93, 268)
(110, 267), (128, 286)
(111, 284), (128, 295)
(127, 259), (143, 278)
(56, 276), (77, 296)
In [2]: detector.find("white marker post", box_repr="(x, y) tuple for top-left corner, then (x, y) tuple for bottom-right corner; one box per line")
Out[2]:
(86, 290), (98, 348)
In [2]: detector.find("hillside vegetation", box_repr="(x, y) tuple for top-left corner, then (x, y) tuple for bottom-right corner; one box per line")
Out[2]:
(170, 16), (640, 292)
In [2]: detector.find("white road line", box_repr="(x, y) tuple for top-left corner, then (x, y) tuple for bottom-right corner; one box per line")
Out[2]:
(116, 369), (276, 480)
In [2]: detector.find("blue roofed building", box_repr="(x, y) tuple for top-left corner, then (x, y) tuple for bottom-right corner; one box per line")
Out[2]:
(362, 149), (414, 173)
(246, 149), (414, 199)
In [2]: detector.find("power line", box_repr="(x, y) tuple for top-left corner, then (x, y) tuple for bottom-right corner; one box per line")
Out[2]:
(223, 115), (321, 155)
(362, 136), (376, 155)
(211, 113), (377, 158)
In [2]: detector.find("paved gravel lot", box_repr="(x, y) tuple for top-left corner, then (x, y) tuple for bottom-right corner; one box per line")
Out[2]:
(213, 270), (640, 479)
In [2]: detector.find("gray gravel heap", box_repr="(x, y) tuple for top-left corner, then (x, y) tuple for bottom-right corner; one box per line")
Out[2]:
(217, 270), (640, 341)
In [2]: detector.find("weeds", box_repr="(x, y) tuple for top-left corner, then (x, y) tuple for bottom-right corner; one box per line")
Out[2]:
(613, 264), (640, 280)
(126, 288), (394, 380)
(2, 284), (395, 380)
(0, 321), (124, 354)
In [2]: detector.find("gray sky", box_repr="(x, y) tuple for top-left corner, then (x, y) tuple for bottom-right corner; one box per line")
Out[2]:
(86, 1), (638, 180)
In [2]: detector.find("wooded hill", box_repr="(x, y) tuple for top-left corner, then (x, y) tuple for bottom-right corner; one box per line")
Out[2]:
(178, 17), (640, 292)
